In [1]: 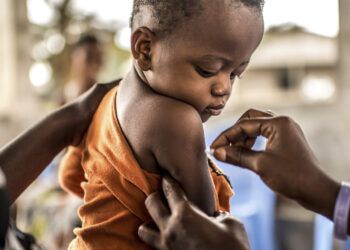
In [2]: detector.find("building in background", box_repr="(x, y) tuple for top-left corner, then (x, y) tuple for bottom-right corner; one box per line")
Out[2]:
(229, 24), (338, 108)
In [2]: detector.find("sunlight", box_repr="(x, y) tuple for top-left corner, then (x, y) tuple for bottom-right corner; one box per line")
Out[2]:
(264, 0), (339, 37)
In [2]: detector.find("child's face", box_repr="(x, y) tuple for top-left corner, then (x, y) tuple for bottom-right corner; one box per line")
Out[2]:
(144, 3), (264, 122)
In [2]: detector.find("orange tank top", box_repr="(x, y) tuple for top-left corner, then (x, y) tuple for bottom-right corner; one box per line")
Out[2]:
(59, 86), (234, 250)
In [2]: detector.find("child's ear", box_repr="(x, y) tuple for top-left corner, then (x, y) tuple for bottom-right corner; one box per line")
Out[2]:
(131, 27), (155, 71)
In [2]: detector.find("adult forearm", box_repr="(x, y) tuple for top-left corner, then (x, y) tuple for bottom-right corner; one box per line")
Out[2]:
(210, 109), (348, 234)
(0, 80), (120, 203)
(308, 178), (350, 236)
(0, 105), (77, 203)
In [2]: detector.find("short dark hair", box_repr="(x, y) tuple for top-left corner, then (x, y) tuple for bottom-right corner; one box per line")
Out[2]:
(130, 0), (264, 35)
(74, 35), (100, 50)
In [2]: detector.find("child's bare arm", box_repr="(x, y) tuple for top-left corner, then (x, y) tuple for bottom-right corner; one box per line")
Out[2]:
(148, 101), (215, 216)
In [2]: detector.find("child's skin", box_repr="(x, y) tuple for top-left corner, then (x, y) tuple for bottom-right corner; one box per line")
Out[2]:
(117, 0), (264, 215)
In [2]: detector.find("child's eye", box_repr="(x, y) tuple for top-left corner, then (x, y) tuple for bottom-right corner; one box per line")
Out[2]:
(230, 72), (237, 80)
(195, 66), (217, 78)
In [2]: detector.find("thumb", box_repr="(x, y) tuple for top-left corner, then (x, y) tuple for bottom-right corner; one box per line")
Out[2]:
(213, 146), (259, 172)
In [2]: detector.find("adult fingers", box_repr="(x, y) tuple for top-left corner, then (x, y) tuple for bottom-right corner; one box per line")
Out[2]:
(234, 137), (256, 149)
(138, 222), (165, 250)
(235, 109), (273, 148)
(211, 118), (271, 149)
(145, 192), (170, 230)
(237, 108), (275, 122)
(162, 175), (188, 212)
(213, 146), (261, 173)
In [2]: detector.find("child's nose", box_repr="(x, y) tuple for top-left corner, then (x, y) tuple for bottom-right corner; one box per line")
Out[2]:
(211, 79), (232, 97)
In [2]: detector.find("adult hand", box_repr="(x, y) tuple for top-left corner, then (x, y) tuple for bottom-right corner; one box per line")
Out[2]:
(63, 79), (121, 146)
(210, 109), (340, 219)
(138, 175), (250, 250)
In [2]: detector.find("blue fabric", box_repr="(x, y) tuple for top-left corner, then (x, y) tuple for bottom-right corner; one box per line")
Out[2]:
(205, 119), (278, 250)
(314, 213), (350, 250)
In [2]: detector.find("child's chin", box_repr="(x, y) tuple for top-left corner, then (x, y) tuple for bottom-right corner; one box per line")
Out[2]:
(200, 113), (211, 123)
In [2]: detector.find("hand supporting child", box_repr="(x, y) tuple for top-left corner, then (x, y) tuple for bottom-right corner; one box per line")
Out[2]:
(138, 175), (250, 250)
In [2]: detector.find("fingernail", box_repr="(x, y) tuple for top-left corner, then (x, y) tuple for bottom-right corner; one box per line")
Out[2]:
(214, 148), (226, 161)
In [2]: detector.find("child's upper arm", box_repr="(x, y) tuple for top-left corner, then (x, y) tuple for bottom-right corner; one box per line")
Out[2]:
(148, 102), (215, 215)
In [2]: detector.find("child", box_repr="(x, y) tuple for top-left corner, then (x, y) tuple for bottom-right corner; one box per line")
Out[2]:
(59, 0), (264, 249)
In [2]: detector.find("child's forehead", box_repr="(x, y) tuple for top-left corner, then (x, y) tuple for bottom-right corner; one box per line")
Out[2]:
(169, 4), (262, 39)
(132, 0), (263, 36)
(159, 5), (263, 64)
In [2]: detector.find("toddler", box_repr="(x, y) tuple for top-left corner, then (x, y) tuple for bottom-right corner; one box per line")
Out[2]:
(59, 0), (264, 249)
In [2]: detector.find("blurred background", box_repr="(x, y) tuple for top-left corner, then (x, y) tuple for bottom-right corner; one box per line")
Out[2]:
(0, 0), (349, 249)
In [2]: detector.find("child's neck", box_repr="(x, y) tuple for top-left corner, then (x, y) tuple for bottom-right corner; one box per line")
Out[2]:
(124, 65), (165, 99)
(124, 64), (148, 87)
(119, 65), (153, 102)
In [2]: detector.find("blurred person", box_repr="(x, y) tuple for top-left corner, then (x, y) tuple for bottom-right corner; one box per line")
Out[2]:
(62, 34), (104, 104)
(0, 80), (120, 249)
(58, 0), (264, 249)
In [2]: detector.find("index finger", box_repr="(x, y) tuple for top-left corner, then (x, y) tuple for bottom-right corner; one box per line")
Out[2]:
(210, 117), (272, 149)
(237, 108), (275, 122)
(161, 175), (188, 212)
(210, 110), (274, 149)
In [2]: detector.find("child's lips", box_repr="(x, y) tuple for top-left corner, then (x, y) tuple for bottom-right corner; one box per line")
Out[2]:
(205, 104), (225, 116)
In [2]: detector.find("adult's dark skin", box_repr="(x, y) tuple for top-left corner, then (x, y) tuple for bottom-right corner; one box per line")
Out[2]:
(0, 80), (120, 203)
(138, 175), (250, 250)
(139, 109), (344, 250)
(211, 109), (340, 221)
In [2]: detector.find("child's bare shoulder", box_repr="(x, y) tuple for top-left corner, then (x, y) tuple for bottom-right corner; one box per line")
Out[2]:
(146, 95), (203, 140)
(144, 95), (207, 171)
(118, 87), (206, 174)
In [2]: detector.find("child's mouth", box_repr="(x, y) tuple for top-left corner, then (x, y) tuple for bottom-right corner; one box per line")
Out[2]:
(205, 104), (225, 116)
